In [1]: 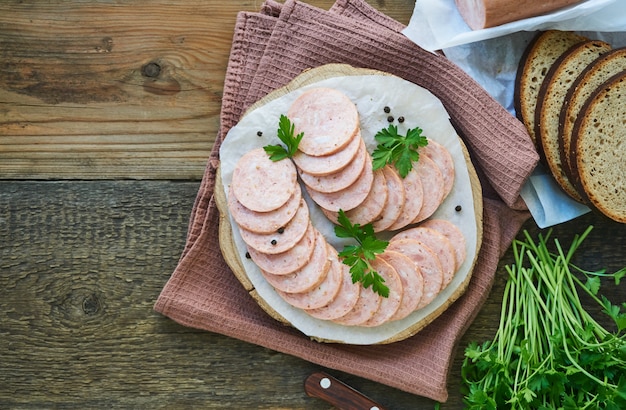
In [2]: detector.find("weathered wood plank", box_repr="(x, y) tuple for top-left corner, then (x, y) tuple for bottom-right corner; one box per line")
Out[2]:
(0, 0), (415, 180)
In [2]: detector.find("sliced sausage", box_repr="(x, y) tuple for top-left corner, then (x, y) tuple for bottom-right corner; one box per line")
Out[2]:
(298, 139), (367, 193)
(305, 263), (361, 321)
(379, 251), (424, 321)
(247, 223), (316, 275)
(323, 168), (387, 226)
(391, 226), (456, 289)
(387, 238), (444, 309)
(422, 139), (455, 199)
(332, 284), (381, 327)
(292, 130), (361, 176)
(412, 156), (445, 224)
(231, 147), (298, 212)
(239, 199), (309, 254)
(261, 230), (330, 293)
(420, 219), (467, 270)
(372, 166), (405, 232)
(228, 185), (301, 234)
(361, 257), (403, 327)
(387, 164), (423, 231)
(276, 244), (343, 310)
(306, 158), (374, 212)
(287, 87), (359, 156)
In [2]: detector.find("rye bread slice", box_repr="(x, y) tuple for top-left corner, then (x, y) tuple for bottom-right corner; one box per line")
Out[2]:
(534, 39), (612, 201)
(514, 30), (588, 147)
(559, 47), (626, 183)
(570, 71), (626, 223)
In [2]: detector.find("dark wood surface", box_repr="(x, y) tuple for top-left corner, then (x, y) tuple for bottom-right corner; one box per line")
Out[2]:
(1, 1), (625, 409)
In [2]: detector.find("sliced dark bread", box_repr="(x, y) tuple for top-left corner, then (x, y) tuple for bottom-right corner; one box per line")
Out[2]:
(570, 71), (626, 223)
(514, 30), (588, 147)
(559, 47), (626, 183)
(534, 40), (612, 201)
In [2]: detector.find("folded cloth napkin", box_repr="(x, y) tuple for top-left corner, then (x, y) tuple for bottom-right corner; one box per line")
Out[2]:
(154, 0), (539, 402)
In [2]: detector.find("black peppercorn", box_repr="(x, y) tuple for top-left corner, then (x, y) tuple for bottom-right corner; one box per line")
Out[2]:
(398, 116), (405, 123)
(383, 106), (391, 113)
(245, 252), (251, 259)
(271, 239), (277, 245)
(387, 116), (394, 123)
(277, 227), (285, 234)
(257, 131), (263, 137)
(455, 205), (462, 212)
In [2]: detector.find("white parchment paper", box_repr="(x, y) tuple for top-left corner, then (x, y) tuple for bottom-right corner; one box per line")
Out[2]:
(403, 0), (620, 52)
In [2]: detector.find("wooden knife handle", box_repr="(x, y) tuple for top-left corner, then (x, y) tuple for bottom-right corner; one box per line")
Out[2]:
(304, 372), (387, 410)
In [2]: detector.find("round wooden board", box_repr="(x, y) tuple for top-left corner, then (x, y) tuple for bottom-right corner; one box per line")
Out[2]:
(214, 64), (483, 344)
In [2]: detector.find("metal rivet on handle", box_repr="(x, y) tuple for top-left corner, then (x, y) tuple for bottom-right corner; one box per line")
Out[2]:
(319, 378), (331, 389)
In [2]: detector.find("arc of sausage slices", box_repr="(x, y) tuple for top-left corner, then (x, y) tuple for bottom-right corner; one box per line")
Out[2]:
(226, 87), (467, 328)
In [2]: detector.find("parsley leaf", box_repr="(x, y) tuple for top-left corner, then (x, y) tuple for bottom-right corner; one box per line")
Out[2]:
(263, 114), (304, 161)
(371, 124), (428, 178)
(334, 210), (389, 297)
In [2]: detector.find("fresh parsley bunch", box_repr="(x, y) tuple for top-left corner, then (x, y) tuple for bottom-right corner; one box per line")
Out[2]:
(263, 114), (303, 161)
(334, 210), (389, 298)
(462, 227), (626, 410)
(371, 124), (428, 178)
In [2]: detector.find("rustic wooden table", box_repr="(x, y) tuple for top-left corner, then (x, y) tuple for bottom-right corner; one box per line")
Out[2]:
(1, 1), (624, 408)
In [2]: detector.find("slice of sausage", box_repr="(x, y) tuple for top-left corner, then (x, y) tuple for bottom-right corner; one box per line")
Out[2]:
(228, 185), (301, 234)
(323, 168), (387, 226)
(412, 156), (445, 224)
(287, 87), (359, 156)
(391, 226), (456, 289)
(247, 223), (316, 275)
(378, 251), (424, 321)
(276, 244), (343, 310)
(305, 263), (361, 321)
(239, 199), (309, 254)
(306, 158), (374, 212)
(231, 147), (298, 212)
(420, 219), (467, 270)
(387, 164), (423, 231)
(387, 238), (443, 309)
(299, 139), (367, 193)
(361, 257), (403, 327)
(332, 284), (381, 327)
(292, 130), (361, 176)
(261, 230), (330, 293)
(422, 139), (455, 199)
(372, 165), (405, 232)
(454, 0), (583, 30)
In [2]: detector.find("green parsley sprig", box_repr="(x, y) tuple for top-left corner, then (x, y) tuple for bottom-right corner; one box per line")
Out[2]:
(263, 114), (304, 161)
(334, 210), (389, 298)
(461, 226), (626, 409)
(371, 124), (428, 178)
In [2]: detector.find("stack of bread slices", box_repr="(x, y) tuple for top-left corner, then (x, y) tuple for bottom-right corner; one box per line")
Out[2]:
(515, 30), (626, 223)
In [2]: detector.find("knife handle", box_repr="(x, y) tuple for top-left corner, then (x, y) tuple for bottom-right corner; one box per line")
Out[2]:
(304, 372), (387, 410)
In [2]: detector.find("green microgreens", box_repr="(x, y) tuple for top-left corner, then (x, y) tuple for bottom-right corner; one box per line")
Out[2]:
(334, 210), (389, 298)
(263, 114), (304, 161)
(371, 124), (428, 178)
(461, 226), (626, 410)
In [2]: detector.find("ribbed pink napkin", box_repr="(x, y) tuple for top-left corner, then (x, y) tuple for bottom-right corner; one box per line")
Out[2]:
(155, 0), (539, 402)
